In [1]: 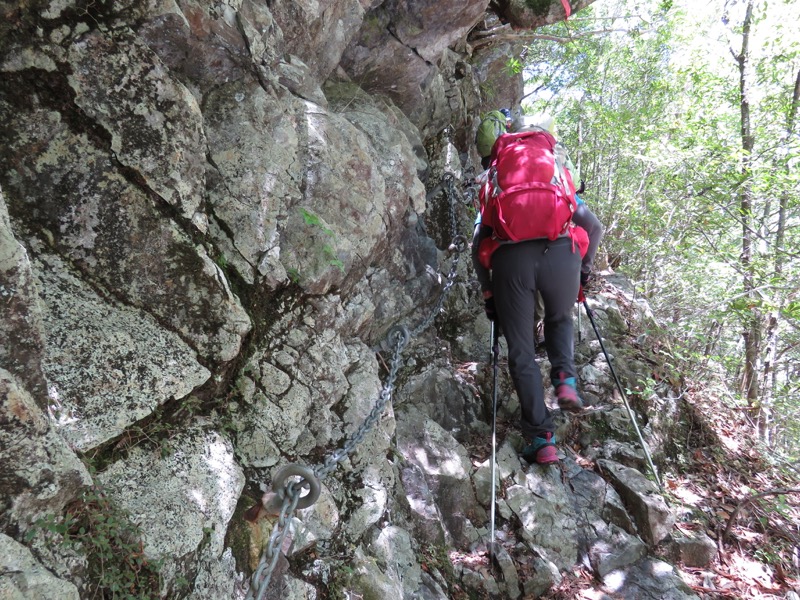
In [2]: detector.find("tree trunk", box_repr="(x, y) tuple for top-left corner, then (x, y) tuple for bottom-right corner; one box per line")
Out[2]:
(760, 67), (800, 443)
(735, 0), (762, 420)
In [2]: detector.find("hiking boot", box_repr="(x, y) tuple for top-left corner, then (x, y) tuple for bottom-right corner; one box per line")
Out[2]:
(554, 372), (584, 412)
(521, 433), (559, 465)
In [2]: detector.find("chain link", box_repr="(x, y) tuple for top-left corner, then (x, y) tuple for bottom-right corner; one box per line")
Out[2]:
(313, 326), (407, 481)
(248, 481), (302, 600)
(446, 170), (479, 210)
(410, 173), (467, 338)
(246, 170), (468, 599)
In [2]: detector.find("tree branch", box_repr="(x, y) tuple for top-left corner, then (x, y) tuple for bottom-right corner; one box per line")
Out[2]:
(470, 27), (635, 49)
(787, 68), (800, 133)
(722, 488), (800, 544)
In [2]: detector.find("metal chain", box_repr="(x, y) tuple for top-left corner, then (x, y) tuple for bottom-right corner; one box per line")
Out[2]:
(248, 482), (302, 600)
(313, 326), (408, 481)
(410, 173), (467, 338)
(246, 170), (469, 599)
(447, 169), (480, 211)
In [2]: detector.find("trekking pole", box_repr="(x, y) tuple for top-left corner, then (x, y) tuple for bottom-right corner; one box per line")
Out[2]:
(488, 321), (501, 558)
(582, 300), (663, 490)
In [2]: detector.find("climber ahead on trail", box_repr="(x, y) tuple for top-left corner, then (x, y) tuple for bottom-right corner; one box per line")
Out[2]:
(476, 108), (512, 169)
(472, 113), (603, 465)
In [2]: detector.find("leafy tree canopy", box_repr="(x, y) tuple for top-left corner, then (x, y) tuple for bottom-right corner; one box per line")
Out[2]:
(519, 0), (800, 454)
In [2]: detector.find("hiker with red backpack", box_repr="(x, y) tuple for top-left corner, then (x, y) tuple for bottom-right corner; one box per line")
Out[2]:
(471, 115), (600, 465)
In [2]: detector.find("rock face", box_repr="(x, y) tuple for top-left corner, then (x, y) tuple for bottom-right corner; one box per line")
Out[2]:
(499, 0), (597, 29)
(0, 534), (81, 600)
(0, 0), (700, 598)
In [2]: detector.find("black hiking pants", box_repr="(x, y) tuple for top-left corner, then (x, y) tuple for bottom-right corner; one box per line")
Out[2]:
(491, 236), (581, 440)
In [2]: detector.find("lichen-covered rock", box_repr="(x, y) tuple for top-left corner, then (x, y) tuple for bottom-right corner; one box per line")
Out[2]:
(365, 525), (422, 597)
(35, 253), (210, 450)
(0, 534), (81, 600)
(187, 546), (242, 600)
(0, 369), (91, 533)
(0, 105), (251, 363)
(598, 459), (675, 545)
(522, 551), (562, 598)
(233, 301), (389, 466)
(666, 530), (717, 568)
(340, 0), (489, 136)
(398, 460), (448, 546)
(97, 427), (245, 591)
(397, 363), (484, 443)
(472, 439), (524, 507)
(270, 0), (367, 84)
(382, 0), (491, 63)
(340, 460), (395, 542)
(470, 14), (526, 117)
(340, 31), (441, 135)
(137, 0), (261, 94)
(568, 467), (636, 535)
(204, 80), (419, 295)
(601, 557), (698, 600)
(395, 406), (484, 547)
(587, 522), (647, 578)
(346, 545), (405, 599)
(325, 81), (427, 218)
(0, 188), (48, 404)
(66, 31), (207, 222)
(505, 468), (580, 570)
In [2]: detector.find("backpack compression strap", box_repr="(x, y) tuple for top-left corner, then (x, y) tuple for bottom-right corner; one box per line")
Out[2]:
(495, 182), (575, 237)
(501, 182), (564, 196)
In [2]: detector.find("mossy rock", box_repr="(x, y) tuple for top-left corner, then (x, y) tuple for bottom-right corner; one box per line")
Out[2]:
(225, 493), (275, 574)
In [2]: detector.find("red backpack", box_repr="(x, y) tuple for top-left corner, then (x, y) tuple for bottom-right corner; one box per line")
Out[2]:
(478, 129), (585, 269)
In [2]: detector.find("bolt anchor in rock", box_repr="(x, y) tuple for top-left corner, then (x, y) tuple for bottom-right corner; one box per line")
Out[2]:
(246, 465), (322, 521)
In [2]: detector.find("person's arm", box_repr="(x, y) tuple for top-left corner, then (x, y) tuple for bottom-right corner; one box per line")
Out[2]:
(572, 203), (604, 279)
(472, 221), (497, 321)
(471, 222), (493, 294)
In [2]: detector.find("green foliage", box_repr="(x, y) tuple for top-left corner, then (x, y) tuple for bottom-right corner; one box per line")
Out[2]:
(215, 253), (228, 270)
(25, 484), (163, 599)
(327, 562), (356, 600)
(504, 57), (524, 76)
(287, 267), (302, 283)
(626, 375), (658, 402)
(299, 207), (332, 234)
(520, 0), (800, 457)
(298, 207), (346, 273)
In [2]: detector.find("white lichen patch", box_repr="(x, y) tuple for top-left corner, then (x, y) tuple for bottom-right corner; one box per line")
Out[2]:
(97, 427), (244, 567)
(35, 253), (210, 451)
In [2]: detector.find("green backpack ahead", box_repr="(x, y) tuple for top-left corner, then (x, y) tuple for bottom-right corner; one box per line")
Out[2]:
(475, 110), (508, 158)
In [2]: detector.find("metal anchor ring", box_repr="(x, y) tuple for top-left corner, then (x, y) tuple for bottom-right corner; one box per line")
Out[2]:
(448, 235), (468, 253)
(270, 464), (321, 510)
(386, 325), (410, 350)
